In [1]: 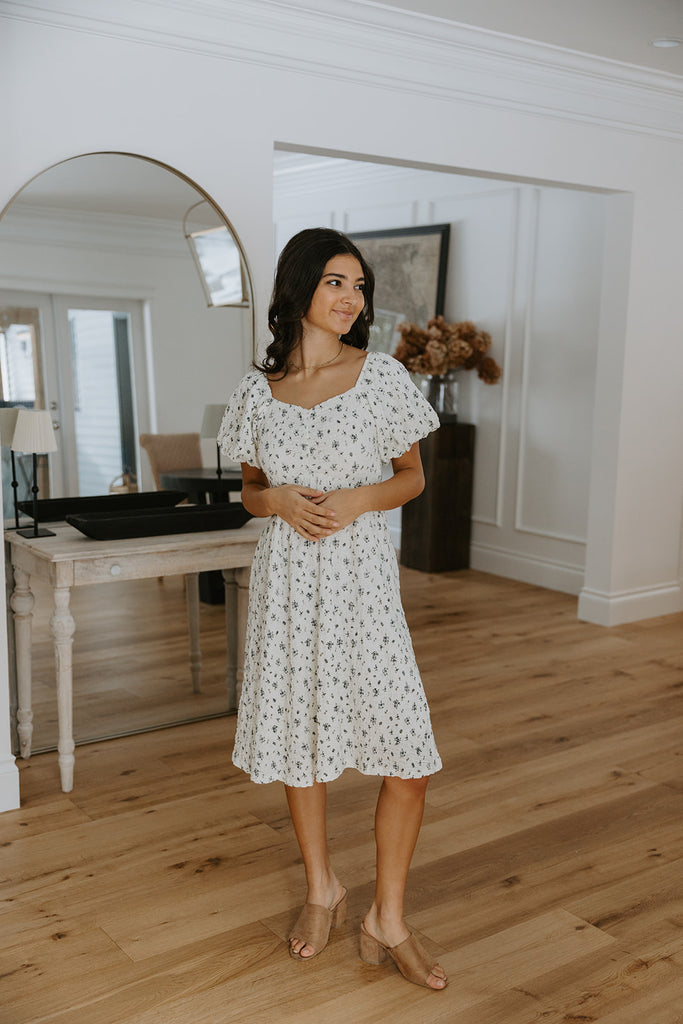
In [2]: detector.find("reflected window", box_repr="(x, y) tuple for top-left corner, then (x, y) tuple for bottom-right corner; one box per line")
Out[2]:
(184, 201), (248, 307)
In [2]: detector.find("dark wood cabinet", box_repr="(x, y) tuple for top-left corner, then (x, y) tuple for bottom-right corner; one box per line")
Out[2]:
(400, 421), (475, 573)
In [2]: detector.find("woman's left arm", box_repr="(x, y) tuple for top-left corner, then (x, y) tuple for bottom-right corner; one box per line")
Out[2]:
(312, 443), (425, 531)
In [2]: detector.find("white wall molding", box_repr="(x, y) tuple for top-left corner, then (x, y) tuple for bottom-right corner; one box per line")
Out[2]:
(0, 756), (20, 812)
(2, 0), (682, 141)
(578, 582), (683, 627)
(274, 155), (435, 201)
(0, 274), (157, 299)
(1, 205), (187, 260)
(515, 187), (540, 537)
(493, 187), (518, 529)
(471, 541), (584, 596)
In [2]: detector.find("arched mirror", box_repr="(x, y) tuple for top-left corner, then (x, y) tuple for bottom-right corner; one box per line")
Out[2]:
(0, 153), (254, 502)
(0, 153), (255, 751)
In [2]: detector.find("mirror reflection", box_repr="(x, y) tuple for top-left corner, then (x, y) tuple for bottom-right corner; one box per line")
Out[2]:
(0, 153), (254, 752)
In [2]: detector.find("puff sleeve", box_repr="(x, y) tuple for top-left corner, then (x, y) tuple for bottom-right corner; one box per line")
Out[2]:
(217, 370), (263, 469)
(370, 354), (440, 463)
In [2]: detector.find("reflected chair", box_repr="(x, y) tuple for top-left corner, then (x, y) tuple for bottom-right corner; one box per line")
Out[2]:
(139, 432), (202, 491)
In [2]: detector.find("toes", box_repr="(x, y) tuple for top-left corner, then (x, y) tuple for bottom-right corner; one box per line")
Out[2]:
(427, 969), (447, 989)
(290, 938), (314, 958)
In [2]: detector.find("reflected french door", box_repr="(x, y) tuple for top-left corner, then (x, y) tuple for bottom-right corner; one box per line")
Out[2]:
(0, 290), (149, 500)
(0, 303), (48, 517)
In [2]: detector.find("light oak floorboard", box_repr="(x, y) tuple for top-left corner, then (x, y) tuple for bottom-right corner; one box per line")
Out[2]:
(2, 568), (683, 1022)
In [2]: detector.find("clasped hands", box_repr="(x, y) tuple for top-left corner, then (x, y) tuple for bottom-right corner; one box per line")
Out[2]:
(271, 484), (366, 543)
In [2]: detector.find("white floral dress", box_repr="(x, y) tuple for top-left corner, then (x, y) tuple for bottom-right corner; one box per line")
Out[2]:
(218, 351), (442, 787)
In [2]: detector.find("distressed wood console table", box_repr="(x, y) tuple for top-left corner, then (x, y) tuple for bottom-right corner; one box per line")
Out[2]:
(5, 522), (262, 792)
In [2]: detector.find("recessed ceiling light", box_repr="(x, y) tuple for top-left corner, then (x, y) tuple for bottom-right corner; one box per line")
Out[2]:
(650, 38), (681, 48)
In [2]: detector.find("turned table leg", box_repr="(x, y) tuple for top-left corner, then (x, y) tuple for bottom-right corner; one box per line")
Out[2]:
(50, 585), (76, 793)
(222, 568), (238, 710)
(10, 566), (35, 759)
(185, 572), (201, 693)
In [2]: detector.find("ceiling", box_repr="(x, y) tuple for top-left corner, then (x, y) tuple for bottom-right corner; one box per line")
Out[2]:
(371, 0), (683, 74)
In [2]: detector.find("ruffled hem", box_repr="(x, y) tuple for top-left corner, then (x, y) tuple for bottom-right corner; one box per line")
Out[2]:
(231, 752), (443, 788)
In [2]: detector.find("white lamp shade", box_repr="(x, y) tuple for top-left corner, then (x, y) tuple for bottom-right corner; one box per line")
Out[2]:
(0, 407), (19, 446)
(11, 409), (58, 454)
(201, 404), (226, 438)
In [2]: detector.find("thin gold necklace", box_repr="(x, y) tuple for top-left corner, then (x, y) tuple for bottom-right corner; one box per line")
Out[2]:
(289, 340), (344, 372)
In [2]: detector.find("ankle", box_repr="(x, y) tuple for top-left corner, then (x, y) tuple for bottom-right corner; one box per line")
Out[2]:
(366, 901), (403, 927)
(305, 872), (342, 907)
(364, 903), (409, 946)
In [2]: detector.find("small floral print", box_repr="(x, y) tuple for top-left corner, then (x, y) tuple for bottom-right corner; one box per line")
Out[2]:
(218, 352), (442, 787)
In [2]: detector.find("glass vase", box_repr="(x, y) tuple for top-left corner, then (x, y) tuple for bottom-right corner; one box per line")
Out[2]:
(422, 371), (458, 421)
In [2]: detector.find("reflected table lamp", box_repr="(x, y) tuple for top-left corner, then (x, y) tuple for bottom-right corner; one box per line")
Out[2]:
(0, 407), (22, 530)
(201, 404), (226, 478)
(11, 409), (58, 538)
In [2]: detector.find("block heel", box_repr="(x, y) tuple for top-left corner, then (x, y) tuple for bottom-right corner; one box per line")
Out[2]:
(359, 922), (388, 964)
(331, 891), (347, 928)
(359, 921), (447, 989)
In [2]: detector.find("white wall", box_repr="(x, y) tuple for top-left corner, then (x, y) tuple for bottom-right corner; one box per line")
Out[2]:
(274, 162), (605, 592)
(1, 0), (682, 809)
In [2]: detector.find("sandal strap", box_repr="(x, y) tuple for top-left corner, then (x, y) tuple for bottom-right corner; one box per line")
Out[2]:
(288, 903), (333, 956)
(388, 932), (439, 987)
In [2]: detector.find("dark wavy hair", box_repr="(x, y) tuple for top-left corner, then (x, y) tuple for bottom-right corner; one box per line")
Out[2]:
(258, 227), (375, 376)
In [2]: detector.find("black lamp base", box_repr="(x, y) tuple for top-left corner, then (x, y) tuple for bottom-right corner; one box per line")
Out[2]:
(16, 452), (55, 539)
(17, 526), (55, 538)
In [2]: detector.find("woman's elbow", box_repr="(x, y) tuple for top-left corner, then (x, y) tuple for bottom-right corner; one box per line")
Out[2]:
(411, 467), (425, 499)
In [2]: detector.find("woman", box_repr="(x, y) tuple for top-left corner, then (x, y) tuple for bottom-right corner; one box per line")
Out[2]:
(218, 228), (447, 990)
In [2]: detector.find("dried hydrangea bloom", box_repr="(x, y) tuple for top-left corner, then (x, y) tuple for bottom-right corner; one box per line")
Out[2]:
(477, 354), (502, 384)
(445, 337), (472, 367)
(423, 339), (449, 375)
(394, 317), (502, 383)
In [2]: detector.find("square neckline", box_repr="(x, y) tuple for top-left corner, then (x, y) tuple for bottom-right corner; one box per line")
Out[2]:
(265, 352), (370, 411)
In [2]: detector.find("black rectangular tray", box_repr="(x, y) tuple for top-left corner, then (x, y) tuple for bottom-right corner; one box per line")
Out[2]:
(19, 491), (188, 522)
(66, 503), (253, 540)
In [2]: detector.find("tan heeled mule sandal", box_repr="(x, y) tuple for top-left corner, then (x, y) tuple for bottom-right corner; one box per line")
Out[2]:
(288, 887), (348, 961)
(359, 922), (447, 989)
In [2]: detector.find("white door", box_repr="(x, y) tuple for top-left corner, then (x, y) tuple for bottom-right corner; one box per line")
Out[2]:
(0, 290), (150, 498)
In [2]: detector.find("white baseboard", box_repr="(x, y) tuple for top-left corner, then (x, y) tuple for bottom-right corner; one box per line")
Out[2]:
(0, 755), (20, 812)
(470, 543), (584, 596)
(578, 582), (683, 626)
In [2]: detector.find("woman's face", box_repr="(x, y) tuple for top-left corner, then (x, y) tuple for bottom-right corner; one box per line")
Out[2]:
(303, 253), (366, 338)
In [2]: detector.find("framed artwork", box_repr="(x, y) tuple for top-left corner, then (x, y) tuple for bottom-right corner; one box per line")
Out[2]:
(351, 224), (450, 353)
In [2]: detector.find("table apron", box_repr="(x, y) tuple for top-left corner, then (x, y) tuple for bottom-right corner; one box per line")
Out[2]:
(73, 541), (258, 585)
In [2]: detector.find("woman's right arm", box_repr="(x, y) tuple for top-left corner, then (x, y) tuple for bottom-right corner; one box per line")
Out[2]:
(240, 464), (338, 542)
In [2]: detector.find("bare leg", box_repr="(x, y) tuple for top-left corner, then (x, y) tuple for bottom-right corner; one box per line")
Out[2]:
(363, 776), (447, 989)
(285, 781), (345, 958)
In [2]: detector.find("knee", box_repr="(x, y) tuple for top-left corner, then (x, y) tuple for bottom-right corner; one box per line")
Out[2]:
(383, 774), (430, 800)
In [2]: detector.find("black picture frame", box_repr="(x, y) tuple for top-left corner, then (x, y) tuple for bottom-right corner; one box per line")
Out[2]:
(351, 223), (450, 353)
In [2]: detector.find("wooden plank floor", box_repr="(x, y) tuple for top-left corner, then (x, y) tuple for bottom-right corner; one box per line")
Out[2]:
(2, 568), (683, 1023)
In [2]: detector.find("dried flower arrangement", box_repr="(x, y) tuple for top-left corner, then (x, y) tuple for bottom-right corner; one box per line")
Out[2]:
(393, 315), (502, 384)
